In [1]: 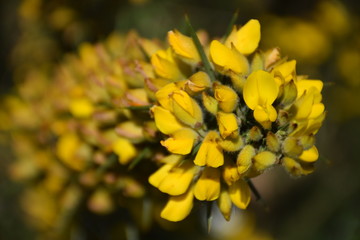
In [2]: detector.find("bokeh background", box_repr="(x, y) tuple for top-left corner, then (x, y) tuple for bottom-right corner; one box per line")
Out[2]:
(1, 0), (360, 239)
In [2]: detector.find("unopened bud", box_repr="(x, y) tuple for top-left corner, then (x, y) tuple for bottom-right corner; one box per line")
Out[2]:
(266, 132), (280, 152)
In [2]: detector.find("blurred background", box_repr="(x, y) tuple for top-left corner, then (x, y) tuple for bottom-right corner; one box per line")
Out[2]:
(0, 0), (360, 239)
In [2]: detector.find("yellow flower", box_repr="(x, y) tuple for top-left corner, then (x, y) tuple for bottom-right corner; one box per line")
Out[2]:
(194, 131), (224, 168)
(243, 70), (279, 126)
(216, 111), (239, 139)
(210, 40), (249, 75)
(214, 83), (239, 113)
(160, 128), (198, 155)
(225, 19), (261, 55)
(112, 137), (137, 165)
(149, 160), (196, 196)
(168, 30), (201, 62)
(151, 106), (184, 134)
(194, 167), (221, 201)
(69, 97), (94, 118)
(160, 187), (194, 222)
(185, 71), (211, 93)
(151, 49), (184, 80)
(229, 179), (251, 209)
(170, 89), (203, 127)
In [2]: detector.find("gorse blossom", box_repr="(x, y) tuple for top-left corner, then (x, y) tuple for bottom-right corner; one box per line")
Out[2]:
(148, 19), (325, 221)
(2, 11), (326, 237)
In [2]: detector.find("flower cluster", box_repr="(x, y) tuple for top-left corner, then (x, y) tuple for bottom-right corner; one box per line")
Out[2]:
(148, 19), (325, 221)
(2, 32), (157, 237)
(2, 15), (326, 237)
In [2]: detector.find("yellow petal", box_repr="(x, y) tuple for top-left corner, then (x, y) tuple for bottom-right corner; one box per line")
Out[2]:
(157, 161), (196, 196)
(237, 145), (256, 174)
(202, 92), (218, 115)
(151, 106), (184, 134)
(271, 60), (296, 82)
(160, 188), (194, 222)
(194, 131), (224, 168)
(214, 83), (239, 113)
(229, 179), (251, 209)
(194, 167), (221, 201)
(56, 133), (86, 171)
(186, 71), (211, 93)
(292, 90), (315, 120)
(149, 163), (174, 188)
(253, 151), (277, 171)
(222, 159), (240, 185)
(161, 128), (198, 155)
(217, 188), (232, 221)
(243, 70), (279, 109)
(309, 103), (325, 119)
(253, 104), (277, 123)
(225, 19), (261, 55)
(155, 83), (179, 110)
(296, 79), (323, 98)
(171, 90), (203, 127)
(210, 40), (249, 74)
(168, 30), (200, 62)
(299, 145), (319, 162)
(151, 49), (182, 80)
(216, 111), (239, 139)
(69, 98), (94, 118)
(112, 137), (137, 165)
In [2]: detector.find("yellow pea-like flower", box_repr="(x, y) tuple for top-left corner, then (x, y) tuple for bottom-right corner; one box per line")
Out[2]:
(56, 133), (87, 171)
(160, 187), (194, 222)
(271, 60), (296, 83)
(171, 90), (203, 128)
(112, 137), (137, 165)
(168, 30), (200, 62)
(210, 40), (249, 75)
(69, 97), (94, 118)
(296, 79), (323, 98)
(194, 167), (221, 201)
(225, 19), (261, 55)
(299, 145), (319, 162)
(202, 92), (218, 115)
(243, 70), (279, 124)
(214, 83), (239, 113)
(161, 128), (198, 155)
(151, 49), (183, 80)
(151, 106), (184, 135)
(186, 71), (211, 93)
(228, 179), (251, 209)
(155, 82), (180, 110)
(149, 161), (196, 196)
(222, 160), (240, 185)
(216, 111), (239, 139)
(194, 131), (224, 168)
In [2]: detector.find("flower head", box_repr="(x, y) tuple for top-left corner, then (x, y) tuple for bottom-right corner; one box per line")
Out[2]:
(148, 19), (325, 222)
